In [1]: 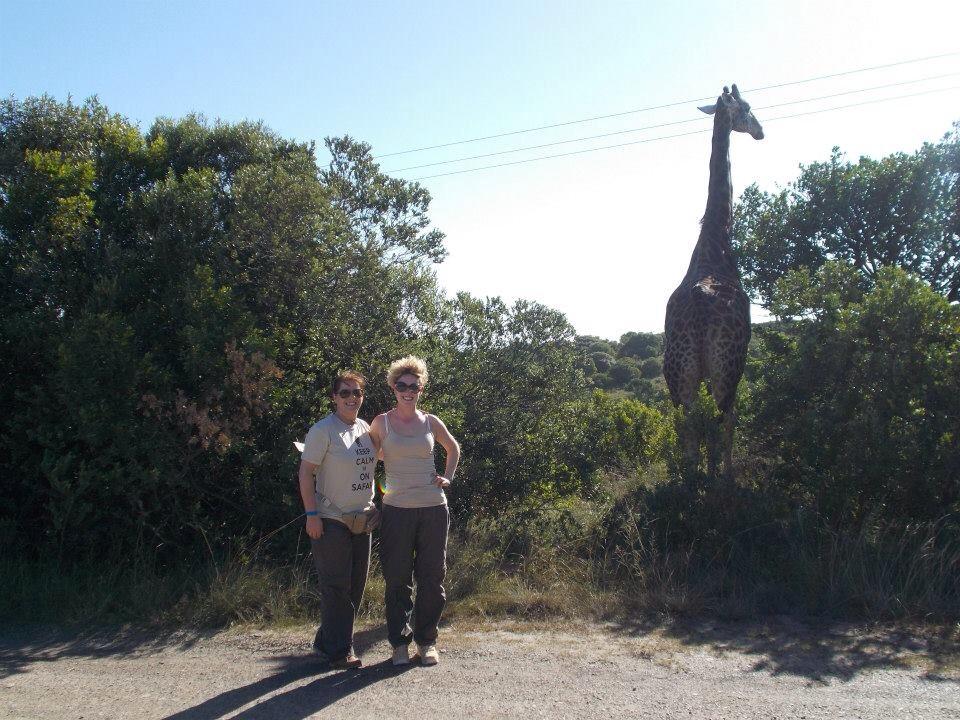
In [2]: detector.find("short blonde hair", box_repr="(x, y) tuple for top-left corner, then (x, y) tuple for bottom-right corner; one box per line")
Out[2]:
(387, 355), (429, 387)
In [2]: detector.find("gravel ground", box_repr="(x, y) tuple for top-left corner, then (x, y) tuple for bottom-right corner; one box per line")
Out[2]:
(2, 618), (958, 719)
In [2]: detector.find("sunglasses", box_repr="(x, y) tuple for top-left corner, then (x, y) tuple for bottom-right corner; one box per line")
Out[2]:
(336, 389), (364, 399)
(394, 381), (422, 393)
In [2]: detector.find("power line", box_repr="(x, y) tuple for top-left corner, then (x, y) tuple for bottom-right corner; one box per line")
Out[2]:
(410, 85), (960, 181)
(388, 72), (959, 173)
(760, 72), (957, 111)
(391, 117), (707, 173)
(377, 51), (959, 158)
(764, 85), (959, 124)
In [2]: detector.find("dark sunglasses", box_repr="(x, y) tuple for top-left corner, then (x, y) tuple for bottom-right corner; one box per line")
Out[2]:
(336, 388), (364, 399)
(394, 381), (422, 393)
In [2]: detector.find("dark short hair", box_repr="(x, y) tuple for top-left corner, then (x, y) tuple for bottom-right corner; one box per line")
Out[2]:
(332, 370), (367, 395)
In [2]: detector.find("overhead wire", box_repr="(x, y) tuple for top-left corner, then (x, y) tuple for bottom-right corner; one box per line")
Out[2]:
(376, 51), (960, 158)
(409, 85), (960, 181)
(387, 72), (959, 173)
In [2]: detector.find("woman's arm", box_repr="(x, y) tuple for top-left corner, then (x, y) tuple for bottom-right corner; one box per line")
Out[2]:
(369, 414), (385, 461)
(430, 415), (460, 488)
(298, 458), (323, 539)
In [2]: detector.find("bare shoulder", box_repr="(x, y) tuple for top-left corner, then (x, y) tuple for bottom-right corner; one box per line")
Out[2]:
(369, 413), (388, 432)
(427, 414), (457, 441)
(426, 413), (447, 428)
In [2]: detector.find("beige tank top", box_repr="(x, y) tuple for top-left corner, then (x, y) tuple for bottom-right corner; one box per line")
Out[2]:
(381, 411), (446, 508)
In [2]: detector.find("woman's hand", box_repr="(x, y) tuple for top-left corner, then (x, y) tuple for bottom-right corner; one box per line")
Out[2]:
(435, 474), (452, 489)
(306, 515), (324, 539)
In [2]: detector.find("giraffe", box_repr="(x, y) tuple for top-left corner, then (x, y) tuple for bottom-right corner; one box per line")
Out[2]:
(663, 84), (763, 479)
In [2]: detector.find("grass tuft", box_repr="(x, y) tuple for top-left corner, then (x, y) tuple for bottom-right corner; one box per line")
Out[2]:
(3, 474), (957, 628)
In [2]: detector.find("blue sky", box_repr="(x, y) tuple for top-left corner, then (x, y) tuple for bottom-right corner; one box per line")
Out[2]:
(3, 1), (959, 338)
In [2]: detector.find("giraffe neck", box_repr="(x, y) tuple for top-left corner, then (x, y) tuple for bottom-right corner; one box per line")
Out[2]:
(704, 110), (733, 229)
(686, 111), (738, 280)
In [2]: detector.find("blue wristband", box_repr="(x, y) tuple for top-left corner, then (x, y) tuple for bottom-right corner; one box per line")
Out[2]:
(305, 510), (319, 517)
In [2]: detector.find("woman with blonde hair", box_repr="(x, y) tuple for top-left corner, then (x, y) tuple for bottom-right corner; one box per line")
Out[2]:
(368, 355), (460, 667)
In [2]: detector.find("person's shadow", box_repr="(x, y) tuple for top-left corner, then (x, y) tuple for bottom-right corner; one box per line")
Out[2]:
(162, 624), (409, 720)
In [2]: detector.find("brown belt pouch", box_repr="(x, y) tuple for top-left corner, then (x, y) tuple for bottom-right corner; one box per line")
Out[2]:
(341, 507), (381, 534)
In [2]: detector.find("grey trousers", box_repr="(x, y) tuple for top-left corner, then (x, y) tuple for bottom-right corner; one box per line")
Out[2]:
(310, 518), (371, 661)
(379, 503), (450, 648)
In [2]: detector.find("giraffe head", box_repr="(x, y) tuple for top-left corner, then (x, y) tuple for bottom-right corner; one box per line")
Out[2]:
(698, 84), (764, 140)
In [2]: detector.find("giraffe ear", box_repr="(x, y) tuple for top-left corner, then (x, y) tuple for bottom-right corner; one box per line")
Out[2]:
(698, 103), (717, 115)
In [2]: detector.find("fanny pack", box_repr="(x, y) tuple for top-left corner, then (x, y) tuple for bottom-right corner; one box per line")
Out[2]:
(340, 507), (381, 535)
(314, 489), (379, 535)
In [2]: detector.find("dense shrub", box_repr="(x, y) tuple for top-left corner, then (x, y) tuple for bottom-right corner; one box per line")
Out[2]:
(3, 96), (958, 625)
(0, 97), (443, 556)
(743, 263), (960, 525)
(0, 97), (664, 560)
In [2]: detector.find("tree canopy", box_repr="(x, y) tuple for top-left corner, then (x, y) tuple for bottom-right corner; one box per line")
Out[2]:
(3, 97), (958, 625)
(744, 262), (960, 524)
(734, 124), (960, 307)
(0, 96), (666, 558)
(0, 96), (454, 554)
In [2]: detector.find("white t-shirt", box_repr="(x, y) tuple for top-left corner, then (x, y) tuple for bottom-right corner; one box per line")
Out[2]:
(302, 414), (375, 519)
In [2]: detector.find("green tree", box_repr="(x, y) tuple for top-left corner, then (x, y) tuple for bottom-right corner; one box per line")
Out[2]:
(0, 97), (444, 555)
(425, 295), (670, 516)
(423, 294), (594, 514)
(734, 125), (960, 306)
(618, 331), (662, 359)
(744, 262), (960, 524)
(639, 356), (662, 379)
(609, 357), (641, 385)
(0, 95), (677, 566)
(575, 335), (617, 356)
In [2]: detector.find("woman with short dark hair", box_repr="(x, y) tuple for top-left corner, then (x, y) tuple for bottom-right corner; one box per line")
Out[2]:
(298, 370), (377, 669)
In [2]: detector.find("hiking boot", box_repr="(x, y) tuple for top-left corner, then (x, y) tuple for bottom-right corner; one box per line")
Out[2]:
(330, 652), (362, 669)
(418, 644), (439, 666)
(391, 644), (411, 666)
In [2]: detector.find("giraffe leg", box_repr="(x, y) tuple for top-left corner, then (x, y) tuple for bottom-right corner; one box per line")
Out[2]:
(665, 361), (703, 475)
(705, 332), (745, 481)
(665, 294), (706, 476)
(680, 411), (701, 475)
(706, 411), (721, 480)
(721, 408), (736, 480)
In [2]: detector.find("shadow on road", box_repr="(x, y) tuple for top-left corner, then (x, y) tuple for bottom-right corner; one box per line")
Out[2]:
(0, 622), (409, 719)
(161, 625), (406, 720)
(162, 659), (411, 719)
(0, 623), (214, 680)
(3, 614), (956, 712)
(609, 615), (960, 684)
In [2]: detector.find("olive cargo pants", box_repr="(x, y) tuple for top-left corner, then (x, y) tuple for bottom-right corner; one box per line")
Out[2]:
(310, 518), (371, 661)
(379, 504), (450, 648)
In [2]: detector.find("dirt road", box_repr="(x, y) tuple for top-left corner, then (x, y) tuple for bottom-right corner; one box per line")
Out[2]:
(2, 618), (957, 719)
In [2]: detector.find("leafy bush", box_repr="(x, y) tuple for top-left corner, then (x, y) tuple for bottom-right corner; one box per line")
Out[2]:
(618, 331), (662, 360)
(0, 97), (444, 556)
(734, 126), (960, 305)
(596, 470), (960, 619)
(743, 263), (960, 525)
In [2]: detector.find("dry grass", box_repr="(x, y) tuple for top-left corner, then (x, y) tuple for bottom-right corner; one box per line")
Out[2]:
(3, 490), (957, 632)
